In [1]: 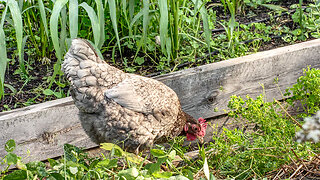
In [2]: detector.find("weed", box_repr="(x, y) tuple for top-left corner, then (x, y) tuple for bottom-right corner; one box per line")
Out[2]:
(286, 67), (320, 117)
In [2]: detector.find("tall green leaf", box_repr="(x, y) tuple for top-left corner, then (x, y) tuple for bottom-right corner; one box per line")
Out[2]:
(108, 0), (121, 54)
(130, 10), (144, 27)
(50, 0), (68, 63)
(69, 0), (78, 39)
(121, 0), (127, 16)
(79, 2), (100, 47)
(158, 0), (168, 55)
(172, 0), (179, 57)
(95, 0), (104, 48)
(38, 0), (49, 38)
(7, 0), (26, 75)
(60, 6), (67, 52)
(0, 6), (8, 99)
(192, 0), (211, 48)
(142, 0), (150, 44)
(260, 4), (287, 11)
(128, 0), (135, 21)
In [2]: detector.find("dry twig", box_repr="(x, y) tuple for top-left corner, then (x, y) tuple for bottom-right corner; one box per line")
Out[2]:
(275, 100), (303, 128)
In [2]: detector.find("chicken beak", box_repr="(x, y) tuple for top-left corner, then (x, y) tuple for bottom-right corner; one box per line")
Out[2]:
(197, 136), (204, 144)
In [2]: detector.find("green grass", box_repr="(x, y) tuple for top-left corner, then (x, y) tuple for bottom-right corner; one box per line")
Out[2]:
(0, 0), (320, 109)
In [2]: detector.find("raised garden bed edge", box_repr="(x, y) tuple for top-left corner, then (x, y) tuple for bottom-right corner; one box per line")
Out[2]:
(1, 39), (320, 164)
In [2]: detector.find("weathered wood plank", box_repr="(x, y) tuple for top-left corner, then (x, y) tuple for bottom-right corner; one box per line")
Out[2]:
(158, 39), (320, 118)
(1, 39), (320, 164)
(0, 98), (96, 164)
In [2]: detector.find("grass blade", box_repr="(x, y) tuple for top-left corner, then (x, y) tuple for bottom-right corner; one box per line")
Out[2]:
(50, 0), (68, 63)
(107, 0), (121, 54)
(17, 0), (23, 10)
(128, 0), (134, 21)
(0, 5), (7, 29)
(130, 10), (144, 27)
(165, 36), (171, 64)
(95, 0), (104, 49)
(21, 6), (38, 14)
(38, 0), (49, 38)
(158, 0), (168, 55)
(79, 2), (100, 47)
(121, 0), (126, 16)
(69, 0), (78, 39)
(172, 0), (179, 57)
(7, 0), (26, 75)
(60, 6), (67, 52)
(191, 0), (211, 48)
(20, 35), (29, 73)
(142, 0), (150, 45)
(260, 4), (287, 11)
(0, 6), (8, 99)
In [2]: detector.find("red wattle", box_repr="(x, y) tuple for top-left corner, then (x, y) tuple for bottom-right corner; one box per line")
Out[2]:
(186, 133), (196, 141)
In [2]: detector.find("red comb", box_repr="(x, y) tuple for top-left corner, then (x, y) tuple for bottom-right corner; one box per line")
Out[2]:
(197, 118), (207, 137)
(198, 118), (206, 124)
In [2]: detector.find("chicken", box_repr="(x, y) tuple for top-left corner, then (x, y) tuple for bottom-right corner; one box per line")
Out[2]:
(62, 39), (207, 152)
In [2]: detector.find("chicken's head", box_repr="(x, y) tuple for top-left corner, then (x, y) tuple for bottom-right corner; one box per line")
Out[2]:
(184, 118), (207, 143)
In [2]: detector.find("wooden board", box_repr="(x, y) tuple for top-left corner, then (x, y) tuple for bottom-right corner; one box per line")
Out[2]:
(157, 39), (320, 118)
(0, 98), (96, 165)
(1, 39), (320, 164)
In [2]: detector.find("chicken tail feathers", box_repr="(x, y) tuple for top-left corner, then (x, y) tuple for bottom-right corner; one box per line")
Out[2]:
(62, 39), (106, 113)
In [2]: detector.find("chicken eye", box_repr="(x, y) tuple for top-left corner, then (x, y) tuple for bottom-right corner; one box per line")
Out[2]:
(192, 125), (198, 131)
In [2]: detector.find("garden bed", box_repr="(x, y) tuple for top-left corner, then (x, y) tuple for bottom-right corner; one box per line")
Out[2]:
(1, 0), (320, 178)
(1, 39), (320, 165)
(1, 0), (320, 112)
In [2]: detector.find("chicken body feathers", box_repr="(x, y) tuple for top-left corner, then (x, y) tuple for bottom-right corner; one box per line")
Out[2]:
(62, 39), (186, 152)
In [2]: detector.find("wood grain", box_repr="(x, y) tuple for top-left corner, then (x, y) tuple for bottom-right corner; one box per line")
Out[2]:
(158, 39), (320, 118)
(0, 98), (96, 164)
(1, 39), (320, 164)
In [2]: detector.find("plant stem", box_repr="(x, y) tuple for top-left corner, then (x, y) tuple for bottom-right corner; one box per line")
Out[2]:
(26, 11), (41, 56)
(275, 100), (303, 129)
(299, 0), (303, 29)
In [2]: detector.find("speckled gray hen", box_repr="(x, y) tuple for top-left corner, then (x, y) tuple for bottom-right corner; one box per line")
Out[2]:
(62, 39), (207, 153)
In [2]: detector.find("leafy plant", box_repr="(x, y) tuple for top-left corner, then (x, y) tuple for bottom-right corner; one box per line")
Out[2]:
(291, 1), (307, 31)
(221, 0), (245, 15)
(204, 93), (317, 179)
(220, 0), (255, 57)
(0, 0), (26, 100)
(286, 67), (320, 116)
(0, 140), (191, 179)
(244, 0), (287, 11)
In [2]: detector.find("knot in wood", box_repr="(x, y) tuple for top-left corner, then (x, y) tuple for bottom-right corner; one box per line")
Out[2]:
(42, 132), (56, 144)
(207, 91), (219, 103)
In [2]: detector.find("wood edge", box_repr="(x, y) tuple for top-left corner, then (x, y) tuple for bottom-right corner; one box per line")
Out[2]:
(0, 97), (74, 120)
(1, 39), (320, 120)
(156, 38), (320, 80)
